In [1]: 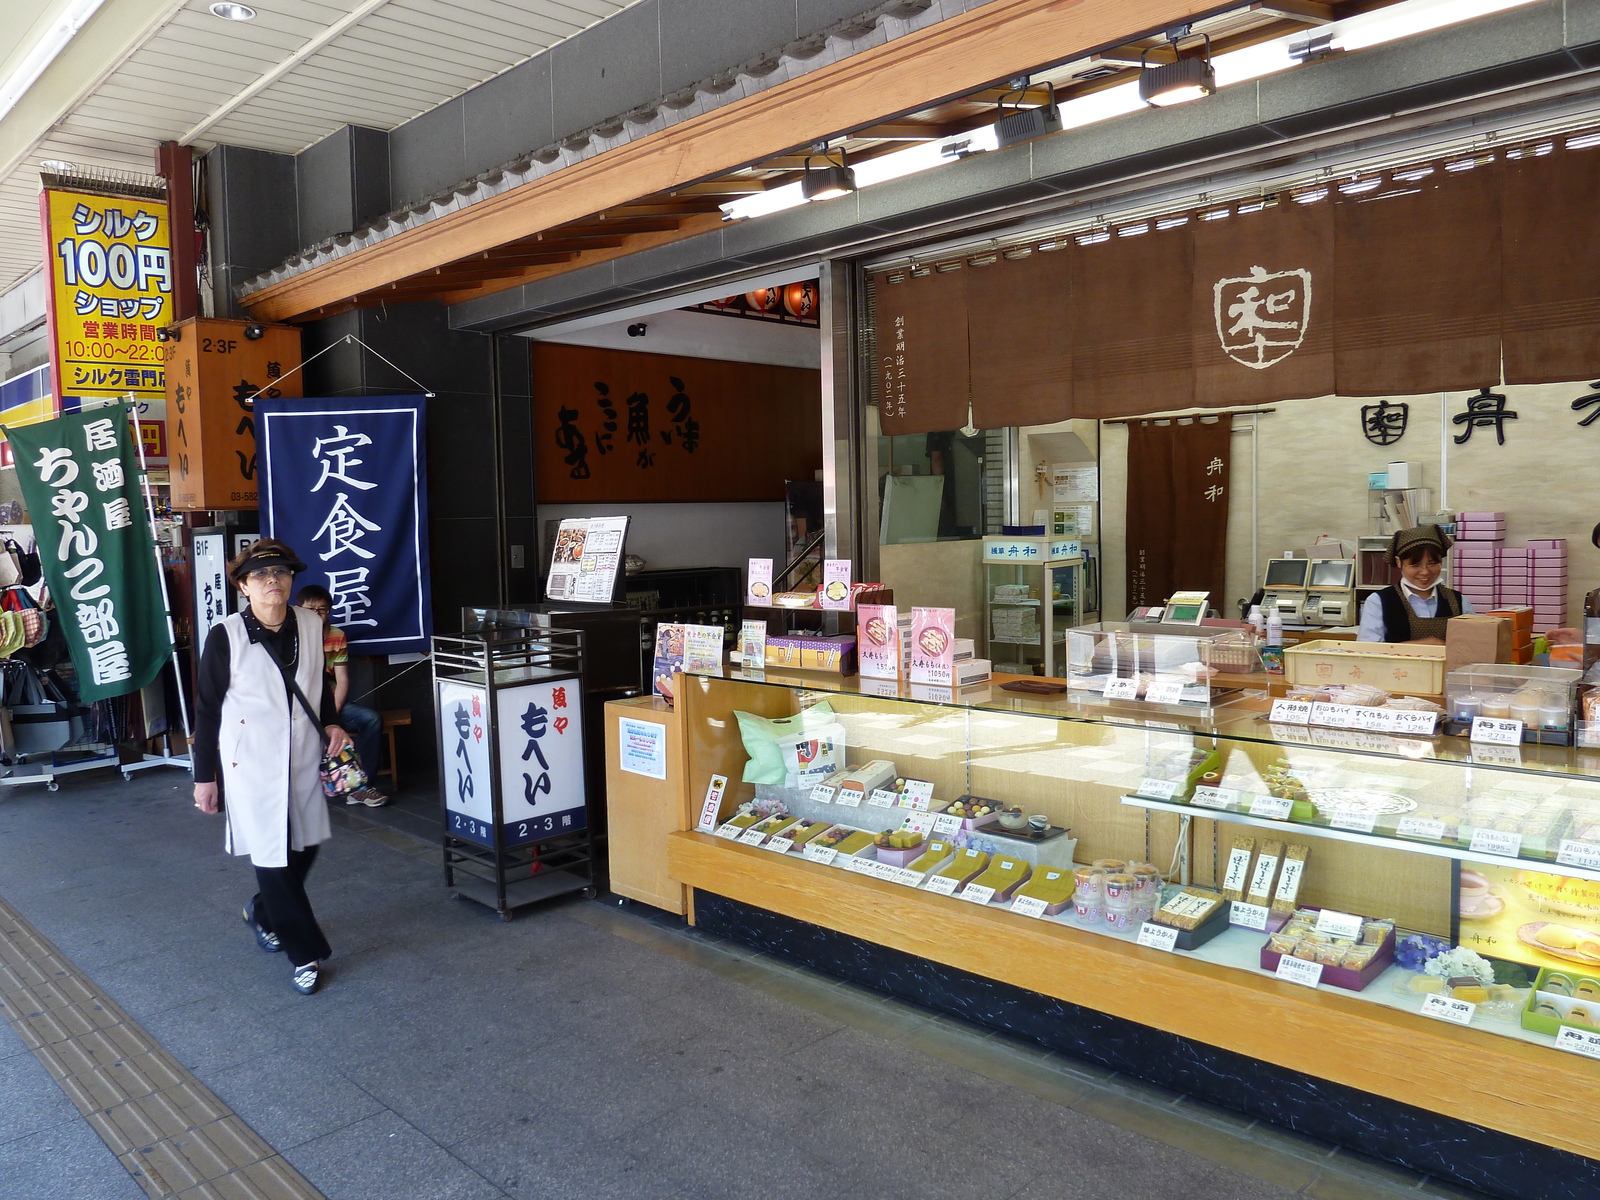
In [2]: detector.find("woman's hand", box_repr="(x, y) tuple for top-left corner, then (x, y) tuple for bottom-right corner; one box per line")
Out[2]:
(325, 725), (353, 757)
(194, 782), (219, 813)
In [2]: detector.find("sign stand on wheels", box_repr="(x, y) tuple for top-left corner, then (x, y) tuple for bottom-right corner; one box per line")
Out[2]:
(432, 622), (594, 920)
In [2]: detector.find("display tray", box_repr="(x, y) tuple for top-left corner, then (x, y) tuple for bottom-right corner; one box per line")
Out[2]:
(985, 822), (1071, 844)
(1520, 966), (1600, 1036)
(999, 679), (1069, 694)
(1161, 898), (1231, 951)
(1260, 922), (1395, 992)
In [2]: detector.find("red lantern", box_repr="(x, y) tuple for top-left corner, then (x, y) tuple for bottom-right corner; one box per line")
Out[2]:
(745, 287), (781, 312)
(709, 296), (739, 309)
(782, 281), (818, 319)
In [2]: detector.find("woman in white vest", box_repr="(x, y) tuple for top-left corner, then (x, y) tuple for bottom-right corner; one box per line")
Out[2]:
(192, 539), (352, 996)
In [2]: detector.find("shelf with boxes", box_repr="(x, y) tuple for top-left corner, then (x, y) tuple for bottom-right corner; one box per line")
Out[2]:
(666, 666), (1600, 1163)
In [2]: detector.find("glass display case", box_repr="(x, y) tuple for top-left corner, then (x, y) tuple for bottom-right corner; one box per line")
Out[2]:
(1064, 621), (1263, 712)
(981, 535), (1084, 677)
(1444, 663), (1581, 743)
(665, 665), (1600, 1162)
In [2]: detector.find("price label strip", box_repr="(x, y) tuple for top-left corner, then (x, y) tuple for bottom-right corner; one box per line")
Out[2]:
(1249, 795), (1294, 821)
(1103, 677), (1139, 701)
(845, 855), (877, 875)
(1011, 895), (1049, 918)
(924, 875), (959, 896)
(1230, 902), (1269, 931)
(932, 814), (963, 837)
(1556, 1026), (1600, 1059)
(867, 788), (899, 808)
(764, 836), (794, 855)
(1557, 840), (1600, 872)
(1191, 785), (1238, 811)
(739, 828), (767, 845)
(961, 884), (997, 906)
(1329, 809), (1378, 834)
(1136, 922), (1179, 952)
(1420, 993), (1476, 1026)
(802, 844), (837, 865)
(1138, 778), (1180, 802)
(1275, 955), (1324, 988)
(1268, 699), (1312, 725)
(810, 785), (837, 804)
(1469, 828), (1524, 859)
(715, 822), (743, 840)
(1144, 680), (1185, 706)
(1314, 908), (1365, 941)
(1471, 716), (1524, 746)
(1396, 815), (1447, 841)
(834, 789), (863, 808)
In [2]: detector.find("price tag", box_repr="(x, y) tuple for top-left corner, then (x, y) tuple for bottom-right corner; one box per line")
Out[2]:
(1137, 922), (1179, 951)
(834, 788), (863, 808)
(845, 855), (878, 875)
(890, 867), (922, 887)
(1230, 902), (1270, 931)
(1138, 778), (1180, 801)
(1557, 840), (1600, 872)
(1249, 795), (1294, 820)
(1275, 955), (1324, 988)
(868, 788), (899, 808)
(1268, 699), (1311, 725)
(1329, 809), (1378, 834)
(961, 884), (996, 905)
(1191, 785), (1237, 811)
(1420, 993), (1476, 1026)
(1556, 1026), (1600, 1059)
(810, 785), (837, 804)
(1469, 828), (1523, 859)
(1314, 908), (1365, 940)
(1011, 895), (1049, 918)
(924, 874), (959, 895)
(1103, 677), (1139, 700)
(873, 861), (900, 881)
(802, 844), (837, 865)
(1311, 702), (1358, 729)
(1388, 709), (1439, 736)
(1471, 716), (1524, 746)
(901, 780), (935, 810)
(739, 828), (768, 845)
(1397, 816), (1447, 841)
(765, 837), (794, 855)
(932, 813), (963, 837)
(1144, 680), (1185, 706)
(696, 774), (729, 832)
(715, 822), (743, 840)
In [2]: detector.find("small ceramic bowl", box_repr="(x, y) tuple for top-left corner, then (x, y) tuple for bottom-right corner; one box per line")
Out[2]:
(997, 809), (1029, 831)
(1027, 814), (1050, 833)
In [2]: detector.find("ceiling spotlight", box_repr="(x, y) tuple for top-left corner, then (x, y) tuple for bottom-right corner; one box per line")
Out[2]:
(155, 326), (180, 342)
(243, 323), (265, 340)
(209, 2), (256, 20)
(801, 143), (856, 202)
(1139, 27), (1217, 107)
(994, 78), (1062, 150)
(626, 323), (648, 337)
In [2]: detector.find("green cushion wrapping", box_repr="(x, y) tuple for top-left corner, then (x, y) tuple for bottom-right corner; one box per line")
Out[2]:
(735, 701), (839, 786)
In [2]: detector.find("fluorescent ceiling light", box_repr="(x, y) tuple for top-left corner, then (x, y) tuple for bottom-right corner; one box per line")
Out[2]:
(718, 0), (1544, 223)
(0, 0), (106, 124)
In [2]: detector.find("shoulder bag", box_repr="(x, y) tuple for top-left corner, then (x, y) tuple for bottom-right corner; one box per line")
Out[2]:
(255, 628), (368, 799)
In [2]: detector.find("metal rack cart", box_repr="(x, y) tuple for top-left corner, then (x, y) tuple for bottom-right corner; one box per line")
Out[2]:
(432, 623), (596, 920)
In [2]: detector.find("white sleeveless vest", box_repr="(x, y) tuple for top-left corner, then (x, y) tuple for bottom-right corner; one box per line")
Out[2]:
(218, 607), (331, 868)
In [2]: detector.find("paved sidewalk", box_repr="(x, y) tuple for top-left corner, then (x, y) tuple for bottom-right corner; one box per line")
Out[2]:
(0, 769), (1486, 1200)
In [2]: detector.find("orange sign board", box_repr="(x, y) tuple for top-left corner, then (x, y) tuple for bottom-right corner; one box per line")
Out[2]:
(166, 319), (302, 510)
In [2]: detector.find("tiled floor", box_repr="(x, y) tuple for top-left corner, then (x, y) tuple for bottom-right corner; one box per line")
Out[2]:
(0, 769), (1491, 1200)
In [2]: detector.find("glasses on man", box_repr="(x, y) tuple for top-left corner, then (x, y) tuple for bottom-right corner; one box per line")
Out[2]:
(247, 566), (293, 581)
(303, 604), (330, 616)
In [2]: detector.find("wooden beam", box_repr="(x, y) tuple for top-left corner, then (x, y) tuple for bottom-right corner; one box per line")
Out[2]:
(1250, 0), (1333, 24)
(242, 0), (1227, 321)
(849, 121), (967, 140)
(671, 180), (769, 196)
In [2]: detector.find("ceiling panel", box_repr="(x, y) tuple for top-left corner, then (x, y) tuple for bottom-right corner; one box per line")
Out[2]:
(0, 0), (639, 289)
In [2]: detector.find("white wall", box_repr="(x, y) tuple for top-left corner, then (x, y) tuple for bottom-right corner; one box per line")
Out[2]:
(538, 501), (788, 573)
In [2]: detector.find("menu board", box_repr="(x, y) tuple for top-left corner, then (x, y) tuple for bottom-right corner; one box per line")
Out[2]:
(545, 516), (629, 603)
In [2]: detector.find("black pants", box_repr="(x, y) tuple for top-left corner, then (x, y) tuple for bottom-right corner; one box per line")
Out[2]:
(251, 845), (331, 968)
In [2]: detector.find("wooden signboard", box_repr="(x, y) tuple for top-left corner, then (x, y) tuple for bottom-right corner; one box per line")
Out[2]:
(532, 342), (821, 503)
(165, 318), (301, 510)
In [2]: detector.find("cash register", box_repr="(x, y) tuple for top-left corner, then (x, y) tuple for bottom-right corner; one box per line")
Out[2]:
(1260, 558), (1310, 623)
(1303, 558), (1357, 626)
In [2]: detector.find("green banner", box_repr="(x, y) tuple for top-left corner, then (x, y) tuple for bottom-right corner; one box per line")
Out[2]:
(4, 404), (171, 702)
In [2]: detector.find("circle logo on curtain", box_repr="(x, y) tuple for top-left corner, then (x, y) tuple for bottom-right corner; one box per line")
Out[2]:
(1213, 266), (1311, 369)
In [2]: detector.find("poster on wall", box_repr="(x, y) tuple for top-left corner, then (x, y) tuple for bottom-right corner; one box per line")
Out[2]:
(257, 395), (431, 655)
(39, 188), (170, 404)
(532, 343), (822, 503)
(1457, 862), (1600, 976)
(545, 515), (629, 603)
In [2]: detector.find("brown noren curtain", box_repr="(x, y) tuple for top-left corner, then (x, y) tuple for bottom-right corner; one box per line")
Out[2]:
(1125, 415), (1232, 611)
(967, 246), (1073, 427)
(873, 267), (970, 436)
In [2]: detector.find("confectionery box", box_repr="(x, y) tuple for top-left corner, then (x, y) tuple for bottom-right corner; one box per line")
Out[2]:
(1520, 967), (1600, 1036)
(1259, 909), (1395, 991)
(765, 634), (857, 674)
(1151, 886), (1231, 950)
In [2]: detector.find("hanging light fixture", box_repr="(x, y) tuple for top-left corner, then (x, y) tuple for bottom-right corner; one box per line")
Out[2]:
(1138, 26), (1217, 107)
(801, 143), (856, 202)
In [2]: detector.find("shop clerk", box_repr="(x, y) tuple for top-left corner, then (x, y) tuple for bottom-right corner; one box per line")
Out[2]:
(1358, 524), (1474, 645)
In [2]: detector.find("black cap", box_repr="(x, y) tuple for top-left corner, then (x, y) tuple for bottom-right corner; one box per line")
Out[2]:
(230, 544), (307, 581)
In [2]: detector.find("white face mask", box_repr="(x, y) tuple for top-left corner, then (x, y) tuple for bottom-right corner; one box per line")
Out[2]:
(1400, 576), (1436, 598)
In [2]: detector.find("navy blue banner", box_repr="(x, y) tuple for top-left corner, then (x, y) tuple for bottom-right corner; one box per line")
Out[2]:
(257, 396), (431, 655)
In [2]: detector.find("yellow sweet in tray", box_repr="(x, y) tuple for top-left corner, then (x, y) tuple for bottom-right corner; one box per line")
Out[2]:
(1013, 868), (1074, 906)
(830, 830), (874, 856)
(969, 857), (1031, 899)
(908, 839), (955, 873)
(751, 814), (799, 837)
(727, 812), (764, 830)
(784, 819), (833, 845)
(936, 849), (990, 886)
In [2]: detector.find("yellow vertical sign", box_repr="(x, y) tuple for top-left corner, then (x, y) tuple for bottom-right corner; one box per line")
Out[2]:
(40, 188), (172, 401)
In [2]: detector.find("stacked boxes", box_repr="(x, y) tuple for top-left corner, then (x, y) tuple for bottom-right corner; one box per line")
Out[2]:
(1529, 539), (1569, 631)
(1497, 546), (1529, 607)
(1453, 540), (1499, 610)
(1487, 606), (1534, 664)
(1455, 512), (1507, 541)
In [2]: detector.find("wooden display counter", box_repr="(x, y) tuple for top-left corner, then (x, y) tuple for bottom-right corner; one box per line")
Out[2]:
(603, 696), (689, 914)
(668, 831), (1600, 1160)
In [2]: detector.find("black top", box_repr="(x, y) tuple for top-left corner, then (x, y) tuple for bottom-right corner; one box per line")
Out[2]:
(193, 610), (337, 785)
(1375, 584), (1464, 643)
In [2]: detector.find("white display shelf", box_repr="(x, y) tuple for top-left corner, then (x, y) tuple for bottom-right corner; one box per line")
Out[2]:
(1119, 794), (1600, 886)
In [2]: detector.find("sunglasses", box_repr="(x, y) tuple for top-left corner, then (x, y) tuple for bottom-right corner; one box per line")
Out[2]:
(246, 566), (294, 581)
